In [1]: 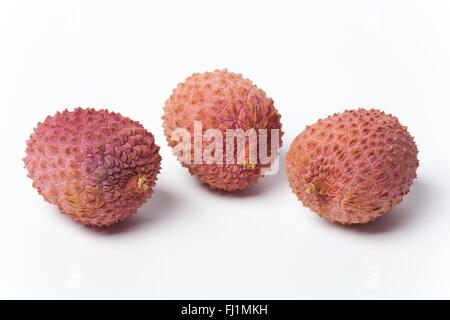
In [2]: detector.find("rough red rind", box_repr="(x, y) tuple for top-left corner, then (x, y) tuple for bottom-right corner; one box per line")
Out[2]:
(285, 108), (419, 224)
(162, 69), (283, 191)
(24, 108), (161, 227)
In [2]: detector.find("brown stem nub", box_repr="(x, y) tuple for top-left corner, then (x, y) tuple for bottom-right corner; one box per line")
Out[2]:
(137, 176), (149, 191)
(305, 183), (317, 195)
(244, 159), (256, 170)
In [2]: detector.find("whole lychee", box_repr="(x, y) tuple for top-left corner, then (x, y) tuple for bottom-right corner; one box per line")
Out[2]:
(162, 69), (283, 191)
(286, 108), (419, 224)
(24, 108), (161, 227)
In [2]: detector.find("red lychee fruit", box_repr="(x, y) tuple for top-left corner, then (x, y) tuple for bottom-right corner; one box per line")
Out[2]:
(162, 69), (283, 191)
(286, 108), (419, 224)
(24, 108), (161, 227)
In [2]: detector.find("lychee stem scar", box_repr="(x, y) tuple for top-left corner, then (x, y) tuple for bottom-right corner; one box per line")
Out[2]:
(305, 183), (317, 195)
(137, 176), (149, 191)
(243, 158), (256, 170)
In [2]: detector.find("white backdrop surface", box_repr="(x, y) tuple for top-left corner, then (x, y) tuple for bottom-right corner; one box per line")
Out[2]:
(1, 0), (449, 299)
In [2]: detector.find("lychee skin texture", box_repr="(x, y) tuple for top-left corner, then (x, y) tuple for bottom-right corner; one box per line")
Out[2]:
(162, 69), (283, 191)
(24, 108), (161, 227)
(286, 109), (419, 224)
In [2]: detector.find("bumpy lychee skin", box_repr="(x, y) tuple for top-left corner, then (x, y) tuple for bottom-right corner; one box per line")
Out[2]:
(286, 109), (419, 224)
(24, 108), (161, 227)
(162, 69), (283, 191)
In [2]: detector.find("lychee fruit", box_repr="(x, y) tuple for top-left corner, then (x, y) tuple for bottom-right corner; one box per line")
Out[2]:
(162, 69), (283, 191)
(286, 108), (419, 224)
(24, 108), (161, 227)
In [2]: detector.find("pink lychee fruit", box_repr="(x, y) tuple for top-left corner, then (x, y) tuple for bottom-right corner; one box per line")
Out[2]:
(286, 108), (419, 224)
(162, 69), (283, 191)
(24, 108), (161, 227)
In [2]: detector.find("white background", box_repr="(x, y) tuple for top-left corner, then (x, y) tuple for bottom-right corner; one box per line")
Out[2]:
(1, 0), (449, 299)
